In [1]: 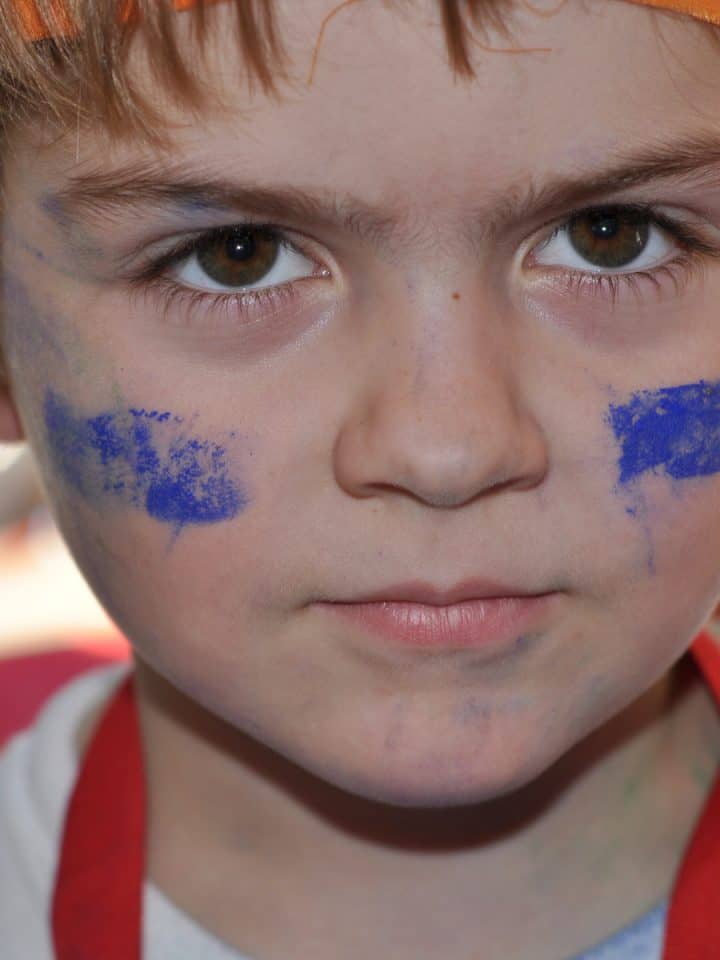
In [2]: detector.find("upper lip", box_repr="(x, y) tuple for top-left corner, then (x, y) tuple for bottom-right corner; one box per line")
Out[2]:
(328, 578), (547, 607)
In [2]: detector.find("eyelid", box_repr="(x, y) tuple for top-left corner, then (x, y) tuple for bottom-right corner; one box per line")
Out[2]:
(170, 235), (316, 296)
(533, 208), (672, 273)
(124, 221), (336, 332)
(514, 201), (720, 310)
(525, 203), (720, 271)
(126, 221), (330, 287)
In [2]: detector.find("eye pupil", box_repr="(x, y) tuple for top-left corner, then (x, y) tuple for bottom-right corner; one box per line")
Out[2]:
(226, 229), (257, 261)
(569, 208), (650, 269)
(590, 214), (619, 240)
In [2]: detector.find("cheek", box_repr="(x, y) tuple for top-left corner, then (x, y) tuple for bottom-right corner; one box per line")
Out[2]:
(28, 381), (259, 635)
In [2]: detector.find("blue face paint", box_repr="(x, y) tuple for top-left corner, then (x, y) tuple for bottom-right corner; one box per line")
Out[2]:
(607, 379), (720, 487)
(2, 273), (67, 363)
(44, 389), (249, 533)
(40, 192), (70, 228)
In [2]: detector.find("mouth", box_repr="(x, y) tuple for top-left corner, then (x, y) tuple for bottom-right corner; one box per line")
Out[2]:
(314, 579), (558, 652)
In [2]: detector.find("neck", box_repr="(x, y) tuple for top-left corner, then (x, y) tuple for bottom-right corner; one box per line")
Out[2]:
(129, 654), (720, 960)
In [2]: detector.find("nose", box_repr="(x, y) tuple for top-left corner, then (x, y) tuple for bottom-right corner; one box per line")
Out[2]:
(333, 302), (548, 509)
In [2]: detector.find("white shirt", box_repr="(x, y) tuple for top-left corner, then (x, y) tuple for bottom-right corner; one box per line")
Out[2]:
(0, 663), (664, 959)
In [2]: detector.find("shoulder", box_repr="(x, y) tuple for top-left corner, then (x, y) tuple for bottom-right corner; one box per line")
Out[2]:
(0, 649), (130, 959)
(0, 638), (130, 748)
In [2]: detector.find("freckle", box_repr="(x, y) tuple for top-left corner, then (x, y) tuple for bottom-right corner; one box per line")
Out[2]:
(452, 292), (461, 301)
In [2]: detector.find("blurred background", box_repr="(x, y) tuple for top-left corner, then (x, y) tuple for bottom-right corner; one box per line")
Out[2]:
(0, 443), (118, 659)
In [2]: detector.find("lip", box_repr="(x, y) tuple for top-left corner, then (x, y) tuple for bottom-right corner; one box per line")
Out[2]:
(315, 581), (557, 652)
(333, 577), (543, 606)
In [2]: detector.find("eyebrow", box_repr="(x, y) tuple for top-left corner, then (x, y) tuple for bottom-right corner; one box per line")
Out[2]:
(46, 129), (720, 249)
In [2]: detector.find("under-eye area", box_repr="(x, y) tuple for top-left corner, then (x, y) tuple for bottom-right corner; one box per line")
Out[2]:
(606, 380), (720, 488)
(43, 388), (250, 532)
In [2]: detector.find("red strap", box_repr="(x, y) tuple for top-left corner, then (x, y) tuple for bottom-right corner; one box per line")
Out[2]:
(662, 770), (720, 958)
(661, 631), (720, 958)
(690, 630), (720, 703)
(51, 672), (145, 960)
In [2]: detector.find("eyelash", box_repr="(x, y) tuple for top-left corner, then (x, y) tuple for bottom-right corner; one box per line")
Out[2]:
(128, 205), (720, 327)
(535, 204), (720, 307)
(129, 228), (315, 329)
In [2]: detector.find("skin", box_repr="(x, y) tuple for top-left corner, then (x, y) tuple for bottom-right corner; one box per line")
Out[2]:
(4, 0), (720, 956)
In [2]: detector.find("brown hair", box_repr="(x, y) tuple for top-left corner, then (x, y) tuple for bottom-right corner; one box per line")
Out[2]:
(0, 0), (523, 144)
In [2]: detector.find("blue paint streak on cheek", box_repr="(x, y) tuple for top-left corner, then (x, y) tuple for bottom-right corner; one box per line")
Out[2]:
(607, 380), (720, 487)
(43, 389), (250, 532)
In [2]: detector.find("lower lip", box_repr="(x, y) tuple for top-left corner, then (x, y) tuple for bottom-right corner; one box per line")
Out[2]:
(317, 596), (554, 651)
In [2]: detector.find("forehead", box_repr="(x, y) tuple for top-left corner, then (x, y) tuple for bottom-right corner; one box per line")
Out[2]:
(11, 0), (720, 226)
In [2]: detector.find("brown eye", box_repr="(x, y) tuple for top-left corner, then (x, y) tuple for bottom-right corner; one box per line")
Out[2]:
(567, 209), (650, 269)
(196, 227), (280, 287)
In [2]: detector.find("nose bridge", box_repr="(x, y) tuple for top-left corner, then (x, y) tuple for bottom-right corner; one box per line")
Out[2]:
(333, 292), (549, 508)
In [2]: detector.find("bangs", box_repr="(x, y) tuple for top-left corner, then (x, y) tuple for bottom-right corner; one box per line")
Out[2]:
(3, 1), (718, 147)
(0, 0), (518, 144)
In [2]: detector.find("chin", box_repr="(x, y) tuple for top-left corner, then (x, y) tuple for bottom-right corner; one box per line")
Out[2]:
(302, 738), (558, 813)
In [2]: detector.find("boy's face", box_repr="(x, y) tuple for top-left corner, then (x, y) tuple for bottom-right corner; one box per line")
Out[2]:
(3, 0), (720, 805)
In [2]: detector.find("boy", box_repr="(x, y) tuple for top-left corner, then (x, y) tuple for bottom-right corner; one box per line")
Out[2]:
(3, 0), (720, 956)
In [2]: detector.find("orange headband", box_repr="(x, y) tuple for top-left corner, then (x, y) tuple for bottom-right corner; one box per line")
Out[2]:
(13, 0), (720, 42)
(632, 0), (720, 21)
(14, 0), (217, 41)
